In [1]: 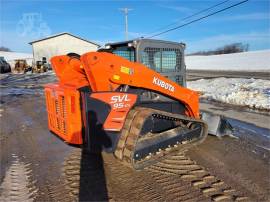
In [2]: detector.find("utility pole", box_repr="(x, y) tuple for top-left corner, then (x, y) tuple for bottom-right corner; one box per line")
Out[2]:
(119, 8), (132, 40)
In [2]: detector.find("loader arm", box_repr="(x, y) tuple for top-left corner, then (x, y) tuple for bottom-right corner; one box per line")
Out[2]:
(51, 52), (200, 118)
(83, 52), (200, 118)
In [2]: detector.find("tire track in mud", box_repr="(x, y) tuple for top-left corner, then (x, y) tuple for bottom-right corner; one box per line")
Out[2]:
(1, 101), (73, 202)
(18, 121), (72, 202)
(0, 154), (38, 202)
(64, 149), (116, 201)
(187, 142), (270, 201)
(64, 149), (165, 202)
(147, 152), (250, 202)
(63, 149), (250, 202)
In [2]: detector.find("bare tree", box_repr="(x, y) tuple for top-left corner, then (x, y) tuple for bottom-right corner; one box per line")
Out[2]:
(188, 43), (249, 56)
(0, 46), (12, 52)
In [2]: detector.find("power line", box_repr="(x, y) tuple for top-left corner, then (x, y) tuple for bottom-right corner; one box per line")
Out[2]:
(146, 0), (231, 37)
(147, 0), (249, 39)
(180, 0), (231, 21)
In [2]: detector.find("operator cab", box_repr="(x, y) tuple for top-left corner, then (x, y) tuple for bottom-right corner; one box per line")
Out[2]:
(101, 39), (186, 87)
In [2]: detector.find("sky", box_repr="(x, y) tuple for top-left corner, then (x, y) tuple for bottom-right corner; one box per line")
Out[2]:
(1, 0), (269, 53)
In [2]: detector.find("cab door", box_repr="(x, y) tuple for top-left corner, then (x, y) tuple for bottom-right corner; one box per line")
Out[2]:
(137, 41), (186, 87)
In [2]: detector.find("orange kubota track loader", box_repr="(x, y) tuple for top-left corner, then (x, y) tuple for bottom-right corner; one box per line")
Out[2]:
(44, 50), (208, 170)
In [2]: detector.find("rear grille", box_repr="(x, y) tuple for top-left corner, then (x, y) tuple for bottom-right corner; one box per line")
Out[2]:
(45, 92), (68, 135)
(60, 96), (67, 134)
(44, 83), (83, 145)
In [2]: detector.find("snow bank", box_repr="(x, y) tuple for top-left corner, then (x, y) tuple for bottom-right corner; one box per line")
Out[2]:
(186, 50), (270, 72)
(187, 78), (270, 110)
(0, 51), (33, 61)
(0, 51), (33, 67)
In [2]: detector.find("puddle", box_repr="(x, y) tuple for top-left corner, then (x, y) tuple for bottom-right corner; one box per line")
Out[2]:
(0, 72), (56, 96)
(0, 87), (44, 96)
(228, 118), (270, 151)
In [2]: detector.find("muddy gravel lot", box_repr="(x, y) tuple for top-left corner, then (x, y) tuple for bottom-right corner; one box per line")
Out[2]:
(0, 73), (269, 202)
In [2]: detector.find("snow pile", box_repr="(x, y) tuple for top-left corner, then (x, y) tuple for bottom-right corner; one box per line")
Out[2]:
(0, 51), (32, 60)
(187, 78), (270, 110)
(186, 50), (270, 72)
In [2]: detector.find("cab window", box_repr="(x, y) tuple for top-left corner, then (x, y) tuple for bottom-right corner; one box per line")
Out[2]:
(141, 48), (181, 73)
(112, 46), (135, 62)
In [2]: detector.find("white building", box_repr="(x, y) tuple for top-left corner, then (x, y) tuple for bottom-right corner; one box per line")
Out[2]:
(29, 32), (100, 64)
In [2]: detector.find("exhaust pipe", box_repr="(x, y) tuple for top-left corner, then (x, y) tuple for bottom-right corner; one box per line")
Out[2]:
(201, 111), (234, 138)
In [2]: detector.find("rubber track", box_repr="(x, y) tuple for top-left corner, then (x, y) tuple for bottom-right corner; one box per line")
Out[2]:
(114, 107), (208, 169)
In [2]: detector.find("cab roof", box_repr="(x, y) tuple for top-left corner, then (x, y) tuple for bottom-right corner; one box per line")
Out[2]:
(105, 38), (185, 48)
